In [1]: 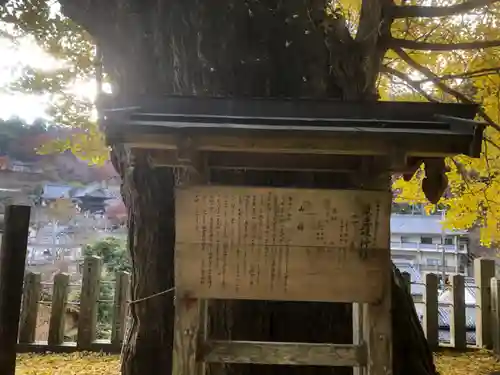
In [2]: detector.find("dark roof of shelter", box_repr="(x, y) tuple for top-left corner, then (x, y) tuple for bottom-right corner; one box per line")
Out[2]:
(103, 95), (480, 121)
(102, 96), (485, 158)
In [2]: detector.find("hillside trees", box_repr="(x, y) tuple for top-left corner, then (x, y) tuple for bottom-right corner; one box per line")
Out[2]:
(1, 1), (500, 375)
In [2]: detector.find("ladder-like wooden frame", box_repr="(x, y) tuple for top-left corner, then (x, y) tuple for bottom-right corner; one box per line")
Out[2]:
(172, 296), (391, 374)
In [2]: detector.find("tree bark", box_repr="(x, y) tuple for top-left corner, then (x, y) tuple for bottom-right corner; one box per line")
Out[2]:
(59, 1), (437, 375)
(110, 146), (176, 374)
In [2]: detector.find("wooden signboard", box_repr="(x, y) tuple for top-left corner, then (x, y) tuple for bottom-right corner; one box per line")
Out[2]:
(175, 186), (391, 303)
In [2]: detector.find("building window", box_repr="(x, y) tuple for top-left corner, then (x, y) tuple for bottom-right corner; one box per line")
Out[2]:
(400, 236), (412, 243)
(426, 258), (441, 266)
(444, 236), (454, 246)
(392, 203), (412, 214)
(420, 236), (433, 244)
(458, 237), (469, 250)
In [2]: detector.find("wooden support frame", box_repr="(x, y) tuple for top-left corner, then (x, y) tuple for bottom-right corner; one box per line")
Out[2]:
(202, 341), (366, 366)
(172, 156), (210, 375)
(162, 117), (396, 375)
(104, 96), (486, 375)
(172, 135), (209, 185)
(353, 303), (366, 375)
(364, 273), (392, 375)
(172, 296), (208, 375)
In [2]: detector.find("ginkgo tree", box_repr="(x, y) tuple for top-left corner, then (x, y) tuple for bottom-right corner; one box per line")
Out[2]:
(385, 6), (500, 246)
(1, 1), (500, 374)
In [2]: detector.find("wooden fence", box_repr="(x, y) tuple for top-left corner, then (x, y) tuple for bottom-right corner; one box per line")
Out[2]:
(17, 256), (129, 353)
(15, 256), (500, 354)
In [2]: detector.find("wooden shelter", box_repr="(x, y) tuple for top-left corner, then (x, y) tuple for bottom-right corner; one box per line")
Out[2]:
(103, 96), (484, 375)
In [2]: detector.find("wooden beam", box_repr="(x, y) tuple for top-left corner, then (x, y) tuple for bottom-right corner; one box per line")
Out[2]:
(0, 205), (31, 375)
(16, 340), (121, 354)
(149, 150), (366, 172)
(148, 150), (430, 180)
(202, 340), (366, 366)
(120, 132), (471, 158)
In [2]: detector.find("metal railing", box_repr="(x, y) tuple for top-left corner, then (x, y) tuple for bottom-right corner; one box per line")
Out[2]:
(391, 241), (468, 253)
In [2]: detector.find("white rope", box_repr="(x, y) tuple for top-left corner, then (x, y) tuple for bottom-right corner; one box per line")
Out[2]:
(128, 286), (175, 305)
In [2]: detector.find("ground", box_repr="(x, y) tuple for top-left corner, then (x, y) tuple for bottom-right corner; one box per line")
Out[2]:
(14, 351), (500, 375)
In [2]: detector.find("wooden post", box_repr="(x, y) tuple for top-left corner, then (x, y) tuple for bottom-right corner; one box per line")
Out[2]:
(352, 303), (365, 375)
(48, 273), (70, 346)
(111, 271), (130, 347)
(173, 295), (208, 375)
(365, 257), (392, 375)
(0, 205), (31, 375)
(18, 272), (41, 344)
(450, 274), (466, 349)
(474, 258), (495, 348)
(172, 159), (209, 375)
(423, 273), (439, 350)
(77, 256), (102, 350)
(490, 278), (500, 355)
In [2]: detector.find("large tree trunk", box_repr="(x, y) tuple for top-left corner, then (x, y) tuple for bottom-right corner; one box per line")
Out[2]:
(59, 1), (437, 375)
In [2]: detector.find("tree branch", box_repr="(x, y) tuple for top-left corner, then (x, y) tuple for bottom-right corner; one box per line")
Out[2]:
(391, 0), (500, 19)
(389, 37), (500, 51)
(391, 46), (500, 133)
(485, 135), (500, 153)
(381, 66), (437, 102)
(356, 0), (386, 43)
(415, 67), (500, 83)
(355, 0), (391, 93)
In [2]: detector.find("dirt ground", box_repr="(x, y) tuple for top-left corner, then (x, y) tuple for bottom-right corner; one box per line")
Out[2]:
(14, 350), (500, 375)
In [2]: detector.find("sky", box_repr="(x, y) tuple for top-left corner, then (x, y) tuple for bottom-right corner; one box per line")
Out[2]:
(0, 36), (52, 121)
(0, 32), (100, 123)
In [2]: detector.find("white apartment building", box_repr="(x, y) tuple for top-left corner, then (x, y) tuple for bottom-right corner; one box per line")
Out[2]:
(391, 211), (470, 276)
